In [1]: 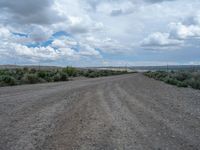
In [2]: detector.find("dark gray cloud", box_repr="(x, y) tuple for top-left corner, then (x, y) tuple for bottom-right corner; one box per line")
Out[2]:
(110, 9), (134, 17)
(0, 0), (50, 15)
(0, 0), (65, 25)
(110, 9), (123, 16)
(183, 15), (200, 26)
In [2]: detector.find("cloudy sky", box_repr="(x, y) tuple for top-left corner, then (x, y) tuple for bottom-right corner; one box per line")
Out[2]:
(0, 0), (200, 66)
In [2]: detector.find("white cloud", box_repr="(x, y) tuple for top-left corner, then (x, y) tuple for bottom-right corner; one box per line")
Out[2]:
(52, 36), (77, 48)
(169, 22), (200, 40)
(29, 26), (53, 42)
(51, 36), (101, 58)
(141, 12), (200, 50)
(65, 16), (104, 34)
(141, 32), (183, 49)
(78, 44), (101, 57)
(85, 36), (133, 53)
(67, 16), (90, 34)
(15, 45), (60, 61)
(58, 48), (79, 60)
(0, 26), (12, 39)
(0, 26), (101, 63)
(0, 40), (60, 62)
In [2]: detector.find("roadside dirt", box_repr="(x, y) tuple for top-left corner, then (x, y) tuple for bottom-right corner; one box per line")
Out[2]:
(0, 74), (200, 150)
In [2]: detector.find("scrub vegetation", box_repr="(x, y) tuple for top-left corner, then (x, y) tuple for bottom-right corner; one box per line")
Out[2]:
(144, 71), (200, 90)
(0, 67), (129, 86)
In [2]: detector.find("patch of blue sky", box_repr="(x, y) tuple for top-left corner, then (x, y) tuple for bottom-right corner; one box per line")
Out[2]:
(40, 39), (53, 47)
(26, 31), (73, 48)
(26, 43), (38, 48)
(52, 31), (72, 38)
(26, 39), (53, 48)
(12, 32), (28, 37)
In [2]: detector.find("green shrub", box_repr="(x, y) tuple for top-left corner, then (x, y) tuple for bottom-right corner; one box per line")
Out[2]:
(15, 69), (24, 80)
(37, 71), (47, 78)
(87, 72), (98, 78)
(186, 79), (200, 89)
(177, 81), (188, 87)
(0, 67), (129, 87)
(30, 68), (37, 73)
(53, 73), (61, 82)
(51, 72), (68, 82)
(144, 71), (199, 89)
(173, 72), (191, 81)
(0, 75), (17, 86)
(154, 71), (168, 80)
(23, 67), (29, 72)
(63, 67), (78, 77)
(164, 77), (179, 85)
(59, 72), (68, 81)
(22, 74), (41, 84)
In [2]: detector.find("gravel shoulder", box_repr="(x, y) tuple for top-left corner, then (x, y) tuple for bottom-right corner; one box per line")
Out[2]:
(0, 74), (200, 150)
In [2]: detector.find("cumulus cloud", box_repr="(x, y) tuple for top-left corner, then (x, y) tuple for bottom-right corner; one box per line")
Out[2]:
(67, 16), (90, 34)
(0, 42), (60, 62)
(51, 36), (101, 57)
(170, 22), (200, 39)
(169, 14), (200, 40)
(52, 36), (77, 48)
(141, 12), (200, 50)
(85, 36), (133, 53)
(15, 45), (59, 61)
(78, 44), (101, 57)
(0, 26), (12, 40)
(66, 16), (103, 34)
(141, 32), (183, 49)
(0, 25), (101, 63)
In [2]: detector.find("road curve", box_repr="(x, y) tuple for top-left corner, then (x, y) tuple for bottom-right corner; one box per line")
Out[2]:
(0, 74), (200, 150)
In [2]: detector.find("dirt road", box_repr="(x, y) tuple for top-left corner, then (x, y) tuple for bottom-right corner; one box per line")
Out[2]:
(0, 74), (200, 150)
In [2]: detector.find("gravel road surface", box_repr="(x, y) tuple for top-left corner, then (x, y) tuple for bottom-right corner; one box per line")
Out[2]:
(0, 74), (200, 150)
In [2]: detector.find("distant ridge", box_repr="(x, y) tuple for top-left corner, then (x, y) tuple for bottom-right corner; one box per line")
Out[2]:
(1, 64), (200, 71)
(0, 65), (63, 70)
(90, 65), (200, 72)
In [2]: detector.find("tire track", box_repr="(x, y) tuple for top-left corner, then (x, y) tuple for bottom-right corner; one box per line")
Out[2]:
(114, 82), (200, 150)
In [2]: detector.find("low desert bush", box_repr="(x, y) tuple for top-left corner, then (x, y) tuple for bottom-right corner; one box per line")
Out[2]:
(22, 74), (41, 84)
(0, 75), (17, 86)
(145, 71), (200, 89)
(0, 67), (129, 86)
